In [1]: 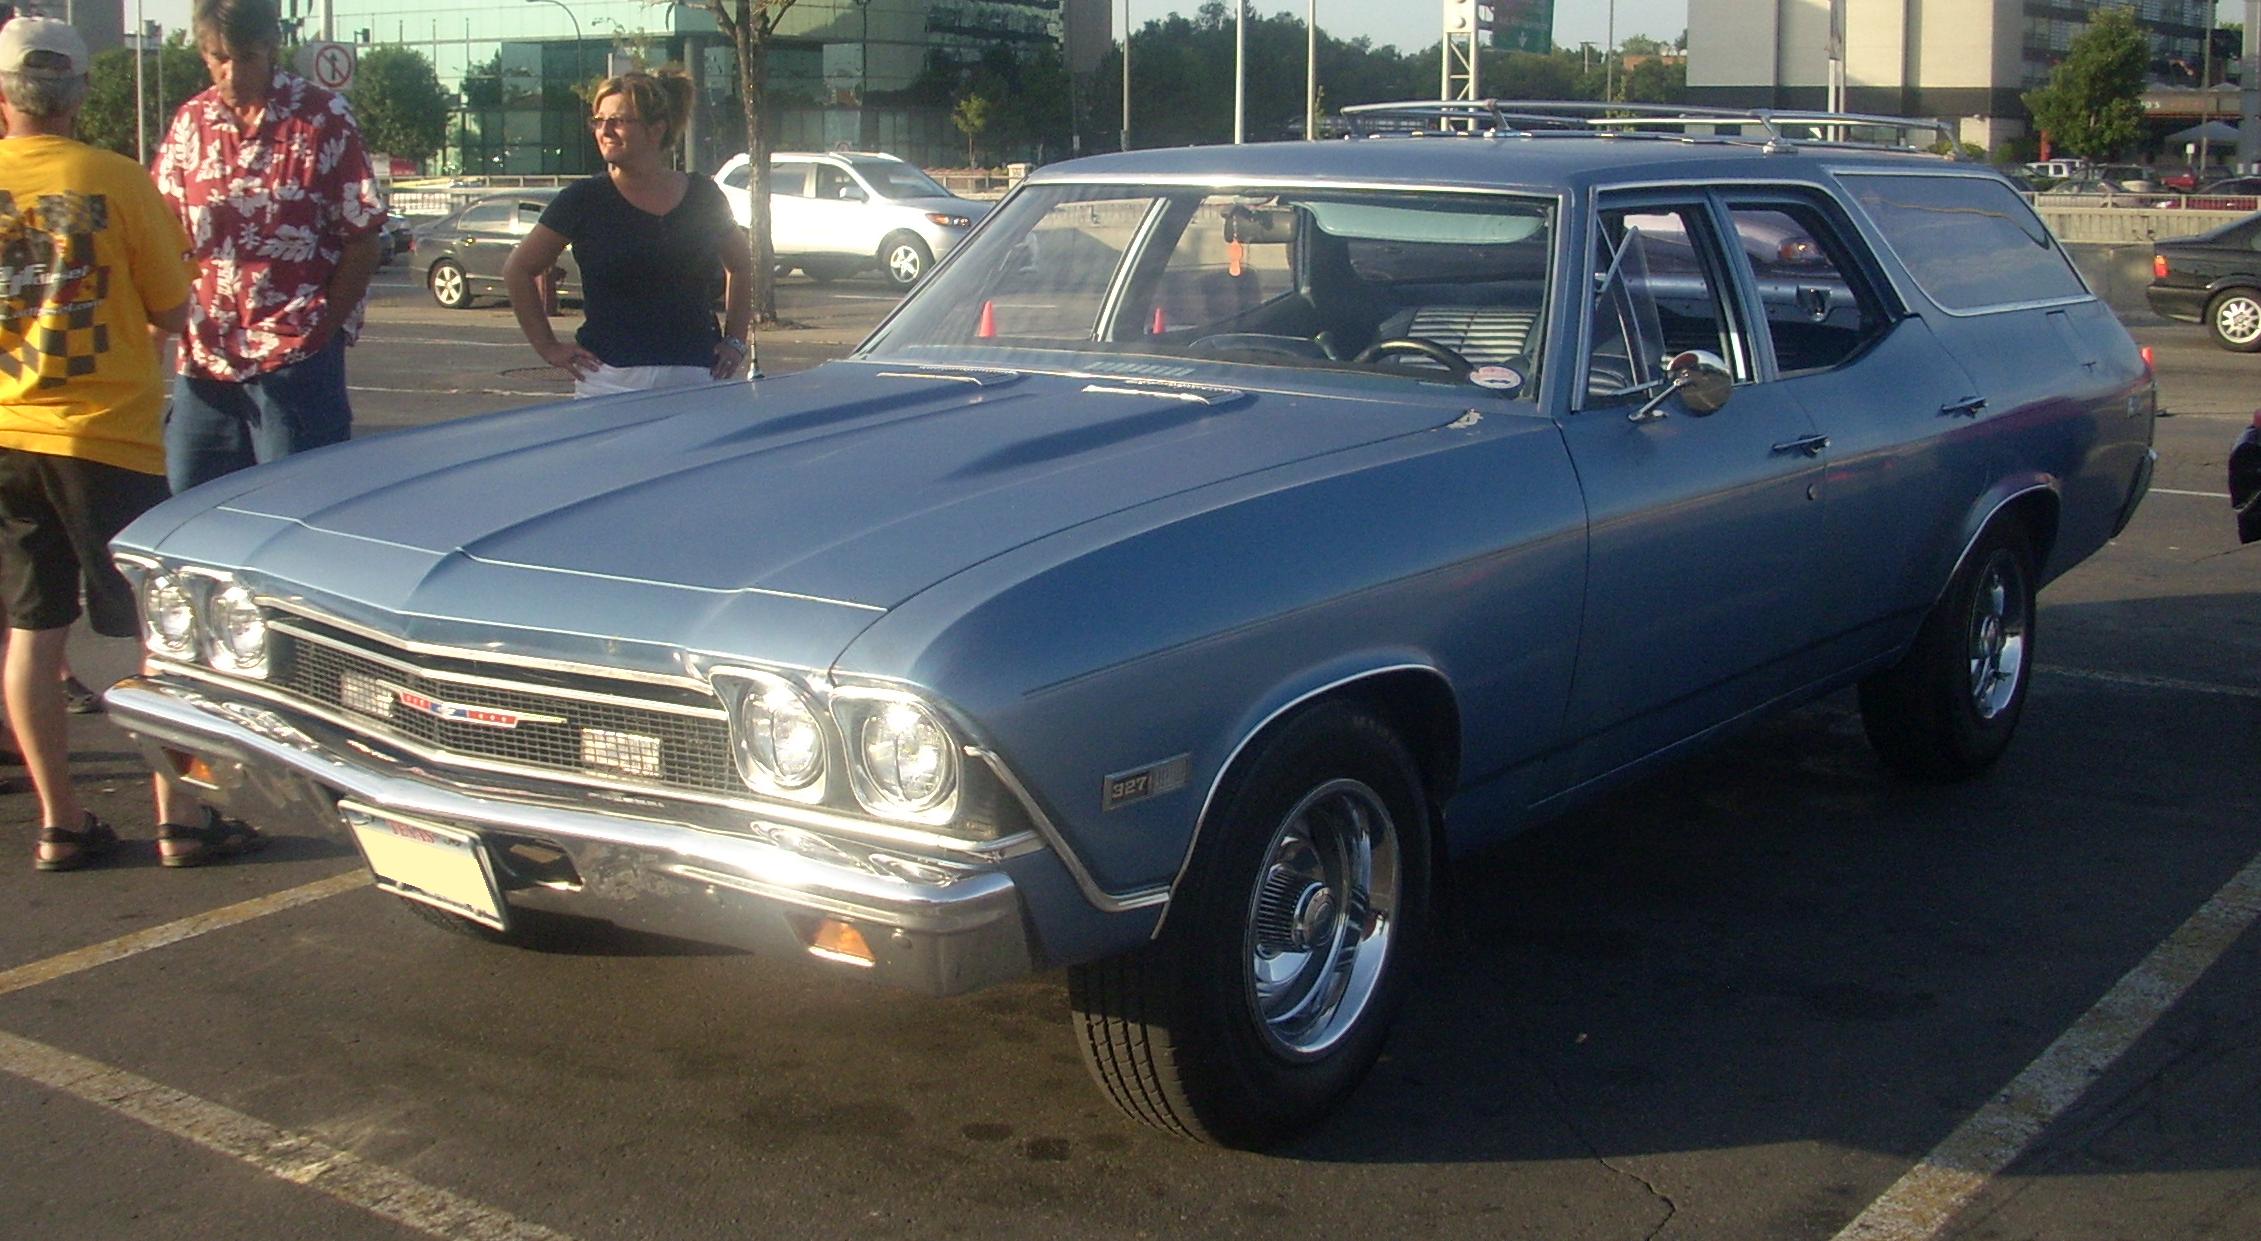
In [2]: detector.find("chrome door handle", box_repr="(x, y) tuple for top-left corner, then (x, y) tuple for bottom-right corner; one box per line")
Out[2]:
(1771, 434), (1830, 457)
(1939, 395), (1987, 417)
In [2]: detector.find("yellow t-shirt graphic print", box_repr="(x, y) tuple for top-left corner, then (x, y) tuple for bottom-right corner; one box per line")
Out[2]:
(0, 135), (194, 475)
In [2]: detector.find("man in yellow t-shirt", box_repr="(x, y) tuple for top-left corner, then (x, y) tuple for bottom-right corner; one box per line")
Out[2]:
(1, 17), (259, 871)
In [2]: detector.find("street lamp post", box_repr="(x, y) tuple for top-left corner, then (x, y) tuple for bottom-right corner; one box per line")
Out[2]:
(134, 0), (146, 164)
(1306, 0), (1317, 141)
(1233, 0), (1245, 143)
(1120, 0), (1131, 151)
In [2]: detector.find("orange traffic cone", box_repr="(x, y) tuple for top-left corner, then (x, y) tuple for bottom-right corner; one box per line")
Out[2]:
(976, 300), (997, 339)
(1150, 305), (1167, 335)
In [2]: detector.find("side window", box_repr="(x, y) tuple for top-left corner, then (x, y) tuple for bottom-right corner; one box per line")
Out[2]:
(1724, 203), (1890, 375)
(720, 163), (750, 190)
(512, 202), (544, 234)
(1845, 173), (2087, 311)
(1585, 206), (1736, 405)
(814, 167), (860, 201)
(770, 164), (810, 197)
(458, 202), (511, 231)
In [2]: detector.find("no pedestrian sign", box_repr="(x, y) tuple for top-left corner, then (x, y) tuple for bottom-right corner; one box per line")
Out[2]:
(297, 41), (356, 92)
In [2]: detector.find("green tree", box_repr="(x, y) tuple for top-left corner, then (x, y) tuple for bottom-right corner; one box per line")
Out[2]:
(1619, 56), (1687, 104)
(952, 92), (993, 166)
(2021, 7), (2147, 160)
(78, 38), (205, 161)
(346, 46), (450, 164)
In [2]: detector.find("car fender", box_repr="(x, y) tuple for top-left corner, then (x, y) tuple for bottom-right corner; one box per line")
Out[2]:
(835, 414), (1587, 914)
(1934, 479), (2060, 612)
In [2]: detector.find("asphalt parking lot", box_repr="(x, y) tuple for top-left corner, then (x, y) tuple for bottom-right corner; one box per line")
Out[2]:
(1, 271), (2255, 1240)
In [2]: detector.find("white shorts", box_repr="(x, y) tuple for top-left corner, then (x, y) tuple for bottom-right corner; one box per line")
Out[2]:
(572, 364), (720, 399)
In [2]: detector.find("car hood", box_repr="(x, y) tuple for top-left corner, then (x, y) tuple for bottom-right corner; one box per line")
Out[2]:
(127, 363), (1468, 659)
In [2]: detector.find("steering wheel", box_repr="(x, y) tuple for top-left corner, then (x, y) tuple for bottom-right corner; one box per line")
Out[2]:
(1354, 337), (1475, 378)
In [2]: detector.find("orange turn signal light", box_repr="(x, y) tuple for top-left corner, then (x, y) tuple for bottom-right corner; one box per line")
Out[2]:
(168, 750), (218, 787)
(807, 918), (876, 967)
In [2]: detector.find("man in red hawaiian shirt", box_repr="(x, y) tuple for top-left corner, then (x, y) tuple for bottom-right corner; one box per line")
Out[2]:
(154, 0), (386, 494)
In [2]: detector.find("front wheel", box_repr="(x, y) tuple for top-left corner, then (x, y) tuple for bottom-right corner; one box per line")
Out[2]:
(428, 259), (472, 310)
(879, 233), (934, 290)
(1860, 522), (2037, 780)
(2207, 288), (2261, 351)
(1069, 703), (1430, 1148)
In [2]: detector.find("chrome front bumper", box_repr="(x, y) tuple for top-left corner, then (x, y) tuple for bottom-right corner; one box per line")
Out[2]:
(106, 677), (1036, 996)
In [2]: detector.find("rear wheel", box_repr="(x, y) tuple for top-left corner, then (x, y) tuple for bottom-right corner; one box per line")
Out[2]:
(1069, 703), (1430, 1148)
(2207, 288), (2261, 351)
(879, 233), (933, 290)
(1860, 522), (2037, 780)
(428, 259), (472, 310)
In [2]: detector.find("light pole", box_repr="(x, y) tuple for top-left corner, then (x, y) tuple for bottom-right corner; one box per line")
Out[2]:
(1603, 0), (1616, 104)
(134, 0), (147, 165)
(1233, 0), (1245, 143)
(1120, 0), (1131, 151)
(1306, 0), (1317, 141)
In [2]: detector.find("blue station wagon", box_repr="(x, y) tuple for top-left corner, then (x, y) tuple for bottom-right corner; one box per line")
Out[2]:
(107, 103), (2156, 1148)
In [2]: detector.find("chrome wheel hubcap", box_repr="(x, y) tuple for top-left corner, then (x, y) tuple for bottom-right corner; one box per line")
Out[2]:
(1967, 553), (2028, 719)
(433, 267), (463, 302)
(888, 247), (921, 283)
(2220, 298), (2261, 344)
(1244, 778), (1400, 1060)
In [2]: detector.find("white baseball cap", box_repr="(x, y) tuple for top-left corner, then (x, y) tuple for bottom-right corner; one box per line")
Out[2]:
(0, 16), (91, 78)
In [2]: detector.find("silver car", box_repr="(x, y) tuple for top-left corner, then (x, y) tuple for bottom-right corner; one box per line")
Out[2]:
(717, 150), (990, 289)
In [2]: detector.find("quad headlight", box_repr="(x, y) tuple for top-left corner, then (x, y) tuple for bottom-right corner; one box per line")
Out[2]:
(836, 693), (960, 822)
(712, 672), (966, 827)
(202, 581), (270, 676)
(732, 678), (827, 797)
(128, 565), (271, 679)
(140, 573), (197, 658)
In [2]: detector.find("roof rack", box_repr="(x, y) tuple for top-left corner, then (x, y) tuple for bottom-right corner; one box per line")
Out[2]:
(1337, 100), (1962, 157)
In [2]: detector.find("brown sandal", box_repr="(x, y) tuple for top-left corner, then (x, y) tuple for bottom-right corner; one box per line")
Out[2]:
(157, 809), (266, 868)
(35, 813), (121, 872)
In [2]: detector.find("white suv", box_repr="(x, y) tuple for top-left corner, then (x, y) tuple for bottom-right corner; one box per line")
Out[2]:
(716, 151), (991, 289)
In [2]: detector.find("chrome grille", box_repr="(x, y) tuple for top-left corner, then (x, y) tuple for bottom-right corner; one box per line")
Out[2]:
(269, 624), (736, 796)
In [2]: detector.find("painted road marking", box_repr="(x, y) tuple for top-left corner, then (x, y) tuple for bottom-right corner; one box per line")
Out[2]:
(2045, 666), (2261, 700)
(0, 871), (368, 999)
(2149, 487), (2232, 500)
(0, 1030), (577, 1241)
(1832, 846), (2261, 1240)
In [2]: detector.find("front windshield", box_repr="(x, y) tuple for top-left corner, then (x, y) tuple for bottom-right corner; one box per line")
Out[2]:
(852, 159), (952, 200)
(861, 183), (1556, 395)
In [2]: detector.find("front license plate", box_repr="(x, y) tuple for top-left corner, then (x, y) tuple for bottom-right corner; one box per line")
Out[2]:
(341, 801), (508, 931)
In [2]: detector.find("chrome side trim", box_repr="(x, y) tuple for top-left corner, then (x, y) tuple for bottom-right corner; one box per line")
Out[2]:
(976, 750), (1170, 914)
(1153, 662), (1443, 938)
(259, 602), (721, 691)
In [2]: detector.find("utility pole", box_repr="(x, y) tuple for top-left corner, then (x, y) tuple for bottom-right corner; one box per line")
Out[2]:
(2244, 0), (2261, 172)
(1120, 0), (1131, 151)
(1306, 0), (1317, 141)
(1233, 0), (1245, 143)
(1603, 0), (1616, 103)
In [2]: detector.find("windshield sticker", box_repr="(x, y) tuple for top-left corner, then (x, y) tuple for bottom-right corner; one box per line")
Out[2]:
(1469, 365), (1525, 393)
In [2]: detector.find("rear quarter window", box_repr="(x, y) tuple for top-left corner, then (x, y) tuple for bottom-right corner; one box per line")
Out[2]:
(1841, 173), (2088, 312)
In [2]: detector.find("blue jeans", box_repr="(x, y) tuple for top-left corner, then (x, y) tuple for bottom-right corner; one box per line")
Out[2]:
(166, 336), (352, 494)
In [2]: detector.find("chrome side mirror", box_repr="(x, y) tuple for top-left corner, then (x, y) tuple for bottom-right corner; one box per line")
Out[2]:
(1628, 350), (1734, 422)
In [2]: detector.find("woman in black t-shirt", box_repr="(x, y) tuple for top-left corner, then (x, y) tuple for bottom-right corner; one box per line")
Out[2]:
(503, 70), (754, 397)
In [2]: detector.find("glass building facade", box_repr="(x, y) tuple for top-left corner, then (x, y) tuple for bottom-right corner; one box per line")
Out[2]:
(296, 0), (1092, 176)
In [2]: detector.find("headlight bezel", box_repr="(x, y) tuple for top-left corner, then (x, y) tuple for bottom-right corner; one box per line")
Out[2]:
(138, 571), (198, 659)
(713, 668), (831, 804)
(121, 560), (273, 680)
(200, 580), (271, 677)
(831, 687), (963, 825)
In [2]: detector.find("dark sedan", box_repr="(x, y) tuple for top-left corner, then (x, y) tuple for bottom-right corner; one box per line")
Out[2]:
(2146, 212), (2261, 350)
(415, 188), (574, 309)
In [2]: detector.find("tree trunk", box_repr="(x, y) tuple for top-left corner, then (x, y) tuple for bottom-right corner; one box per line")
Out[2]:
(738, 24), (778, 325)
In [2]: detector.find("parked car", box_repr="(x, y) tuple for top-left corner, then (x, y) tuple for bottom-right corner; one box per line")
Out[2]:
(2037, 176), (2173, 206)
(376, 213), (416, 268)
(715, 150), (992, 289)
(2178, 175), (2261, 212)
(107, 104), (2157, 1149)
(2146, 211), (2261, 350)
(415, 188), (572, 309)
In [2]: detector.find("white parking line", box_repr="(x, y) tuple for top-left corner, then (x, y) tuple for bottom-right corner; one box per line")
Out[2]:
(0, 1031), (578, 1241)
(2046, 666), (2261, 700)
(2149, 486), (2233, 499)
(0, 870), (579, 1239)
(1832, 846), (2261, 1240)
